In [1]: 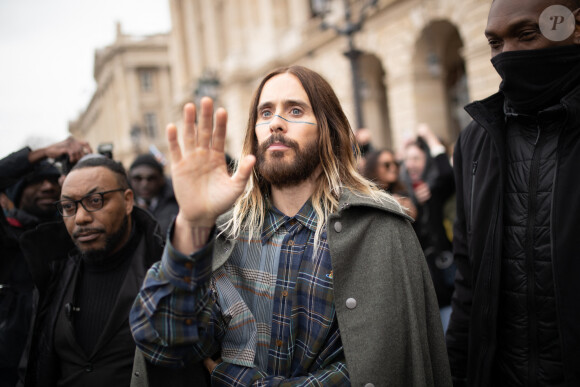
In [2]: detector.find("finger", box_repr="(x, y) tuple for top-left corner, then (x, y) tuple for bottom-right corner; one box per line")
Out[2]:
(231, 154), (256, 187)
(211, 108), (227, 152)
(182, 103), (197, 151)
(197, 97), (214, 149)
(166, 123), (182, 164)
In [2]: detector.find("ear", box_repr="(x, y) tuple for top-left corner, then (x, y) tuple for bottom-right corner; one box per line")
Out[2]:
(124, 189), (134, 215)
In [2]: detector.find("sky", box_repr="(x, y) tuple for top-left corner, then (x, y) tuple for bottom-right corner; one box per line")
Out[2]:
(0, 0), (171, 158)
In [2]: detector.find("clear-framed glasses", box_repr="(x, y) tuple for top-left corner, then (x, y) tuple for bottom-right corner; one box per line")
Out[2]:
(55, 188), (125, 217)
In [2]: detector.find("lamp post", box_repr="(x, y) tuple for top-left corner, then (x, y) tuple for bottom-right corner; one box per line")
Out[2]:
(313, 0), (377, 130)
(194, 70), (220, 106)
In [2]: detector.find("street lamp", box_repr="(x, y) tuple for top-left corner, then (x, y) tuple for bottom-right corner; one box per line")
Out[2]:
(194, 70), (220, 106)
(314, 0), (378, 130)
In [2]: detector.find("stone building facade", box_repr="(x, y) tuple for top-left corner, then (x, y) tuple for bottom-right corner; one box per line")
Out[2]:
(72, 0), (499, 165)
(69, 23), (173, 168)
(167, 0), (498, 160)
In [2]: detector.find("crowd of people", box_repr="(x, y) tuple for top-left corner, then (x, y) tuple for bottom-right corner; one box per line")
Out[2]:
(1, 0), (580, 386)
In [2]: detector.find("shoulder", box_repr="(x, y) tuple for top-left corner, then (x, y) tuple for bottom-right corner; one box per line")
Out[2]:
(335, 188), (412, 223)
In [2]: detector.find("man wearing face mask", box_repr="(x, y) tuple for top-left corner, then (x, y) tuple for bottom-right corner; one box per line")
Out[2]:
(447, 1), (580, 386)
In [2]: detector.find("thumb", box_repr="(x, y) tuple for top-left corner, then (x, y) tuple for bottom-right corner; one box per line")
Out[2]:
(231, 154), (256, 186)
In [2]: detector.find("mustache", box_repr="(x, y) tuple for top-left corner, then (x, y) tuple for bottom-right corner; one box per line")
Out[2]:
(73, 227), (106, 238)
(258, 134), (299, 152)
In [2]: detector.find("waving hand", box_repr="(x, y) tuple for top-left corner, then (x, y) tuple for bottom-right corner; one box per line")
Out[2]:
(168, 98), (255, 254)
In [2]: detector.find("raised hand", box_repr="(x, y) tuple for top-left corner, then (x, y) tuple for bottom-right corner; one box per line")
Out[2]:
(168, 98), (255, 254)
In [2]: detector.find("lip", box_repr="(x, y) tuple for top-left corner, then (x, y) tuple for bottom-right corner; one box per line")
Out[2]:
(268, 143), (289, 151)
(75, 232), (101, 243)
(37, 198), (58, 205)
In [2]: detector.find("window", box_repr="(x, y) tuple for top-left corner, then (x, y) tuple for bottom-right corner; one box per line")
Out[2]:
(144, 113), (158, 138)
(139, 70), (154, 92)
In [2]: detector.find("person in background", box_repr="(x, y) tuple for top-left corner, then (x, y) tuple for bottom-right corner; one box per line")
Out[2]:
(0, 137), (90, 387)
(363, 148), (417, 219)
(130, 65), (451, 386)
(129, 154), (179, 236)
(400, 124), (456, 333)
(20, 155), (207, 387)
(447, 0), (580, 386)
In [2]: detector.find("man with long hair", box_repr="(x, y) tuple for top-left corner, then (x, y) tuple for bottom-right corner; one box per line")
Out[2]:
(131, 66), (450, 386)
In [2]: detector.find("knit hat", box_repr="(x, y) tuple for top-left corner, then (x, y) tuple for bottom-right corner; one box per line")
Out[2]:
(5, 160), (61, 208)
(129, 154), (163, 174)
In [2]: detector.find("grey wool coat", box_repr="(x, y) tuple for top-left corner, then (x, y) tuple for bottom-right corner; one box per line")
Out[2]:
(131, 189), (451, 387)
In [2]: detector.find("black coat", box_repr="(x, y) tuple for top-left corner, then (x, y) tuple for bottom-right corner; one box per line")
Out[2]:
(447, 85), (580, 386)
(21, 207), (164, 387)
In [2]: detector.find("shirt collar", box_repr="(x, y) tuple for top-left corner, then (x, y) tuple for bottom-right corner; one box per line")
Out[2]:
(261, 200), (318, 244)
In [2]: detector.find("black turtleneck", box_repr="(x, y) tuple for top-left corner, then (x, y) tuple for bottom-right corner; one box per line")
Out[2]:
(73, 223), (139, 355)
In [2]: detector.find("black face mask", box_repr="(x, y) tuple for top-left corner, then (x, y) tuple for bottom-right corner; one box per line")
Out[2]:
(491, 44), (580, 113)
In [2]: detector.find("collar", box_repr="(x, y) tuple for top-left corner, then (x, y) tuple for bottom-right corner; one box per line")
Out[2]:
(260, 200), (318, 245)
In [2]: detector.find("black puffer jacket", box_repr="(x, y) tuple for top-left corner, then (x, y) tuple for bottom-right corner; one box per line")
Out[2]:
(447, 84), (580, 387)
(495, 105), (563, 386)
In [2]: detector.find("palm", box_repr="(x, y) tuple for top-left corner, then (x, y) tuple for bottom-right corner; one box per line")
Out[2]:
(167, 98), (255, 227)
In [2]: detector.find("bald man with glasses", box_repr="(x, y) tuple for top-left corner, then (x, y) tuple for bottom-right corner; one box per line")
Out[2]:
(20, 155), (207, 387)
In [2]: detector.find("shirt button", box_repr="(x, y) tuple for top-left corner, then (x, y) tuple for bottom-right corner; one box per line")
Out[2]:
(282, 290), (288, 297)
(287, 240), (294, 246)
(134, 371), (141, 377)
(334, 221), (342, 233)
(183, 276), (191, 283)
(185, 262), (193, 270)
(185, 318), (193, 325)
(276, 339), (283, 347)
(85, 363), (93, 372)
(346, 298), (357, 309)
(364, 384), (375, 387)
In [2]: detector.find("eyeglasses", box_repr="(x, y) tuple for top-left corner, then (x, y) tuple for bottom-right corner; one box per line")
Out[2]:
(382, 161), (399, 170)
(55, 188), (125, 217)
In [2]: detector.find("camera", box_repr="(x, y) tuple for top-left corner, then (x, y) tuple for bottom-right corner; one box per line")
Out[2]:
(97, 143), (114, 159)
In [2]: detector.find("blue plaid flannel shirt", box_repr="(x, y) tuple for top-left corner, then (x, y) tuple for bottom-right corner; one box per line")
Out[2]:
(131, 201), (349, 386)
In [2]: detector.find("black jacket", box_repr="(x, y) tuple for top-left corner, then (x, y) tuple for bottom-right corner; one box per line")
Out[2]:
(21, 207), (164, 387)
(447, 85), (580, 386)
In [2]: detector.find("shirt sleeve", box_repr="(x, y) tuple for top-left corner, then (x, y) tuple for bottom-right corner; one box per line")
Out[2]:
(130, 229), (225, 367)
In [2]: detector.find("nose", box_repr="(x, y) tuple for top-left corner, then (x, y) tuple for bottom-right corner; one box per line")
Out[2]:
(269, 114), (287, 134)
(40, 179), (60, 193)
(74, 203), (93, 225)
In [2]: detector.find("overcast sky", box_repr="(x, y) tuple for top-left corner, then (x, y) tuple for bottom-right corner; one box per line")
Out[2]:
(0, 0), (171, 158)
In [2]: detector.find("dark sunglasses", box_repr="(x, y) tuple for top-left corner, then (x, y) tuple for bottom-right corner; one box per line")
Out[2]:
(382, 161), (399, 170)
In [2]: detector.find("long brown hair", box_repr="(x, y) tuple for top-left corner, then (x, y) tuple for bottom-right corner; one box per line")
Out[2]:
(225, 66), (399, 245)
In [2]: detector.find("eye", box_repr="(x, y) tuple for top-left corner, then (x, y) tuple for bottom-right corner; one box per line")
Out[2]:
(290, 108), (302, 116)
(60, 201), (75, 211)
(260, 110), (272, 119)
(487, 38), (502, 49)
(85, 194), (103, 209)
(519, 30), (538, 41)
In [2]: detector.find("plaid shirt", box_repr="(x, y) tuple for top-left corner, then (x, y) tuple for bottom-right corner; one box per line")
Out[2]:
(131, 201), (349, 386)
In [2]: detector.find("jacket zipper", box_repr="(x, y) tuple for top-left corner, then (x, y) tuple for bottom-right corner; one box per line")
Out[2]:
(525, 124), (544, 387)
(469, 161), (478, 234)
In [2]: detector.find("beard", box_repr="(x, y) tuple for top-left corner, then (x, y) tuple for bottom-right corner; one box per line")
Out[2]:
(256, 133), (320, 188)
(77, 215), (130, 265)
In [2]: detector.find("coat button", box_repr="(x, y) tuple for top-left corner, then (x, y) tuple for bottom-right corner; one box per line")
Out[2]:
(85, 363), (93, 372)
(364, 384), (375, 387)
(134, 371), (141, 377)
(346, 298), (357, 309)
(334, 221), (342, 233)
(276, 339), (283, 347)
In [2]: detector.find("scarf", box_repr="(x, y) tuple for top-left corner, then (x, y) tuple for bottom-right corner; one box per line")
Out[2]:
(491, 44), (580, 113)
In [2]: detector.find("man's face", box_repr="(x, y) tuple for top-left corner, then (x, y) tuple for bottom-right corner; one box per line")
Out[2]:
(60, 166), (133, 261)
(129, 165), (164, 201)
(404, 145), (427, 183)
(254, 73), (321, 188)
(19, 176), (61, 219)
(486, 0), (580, 57)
